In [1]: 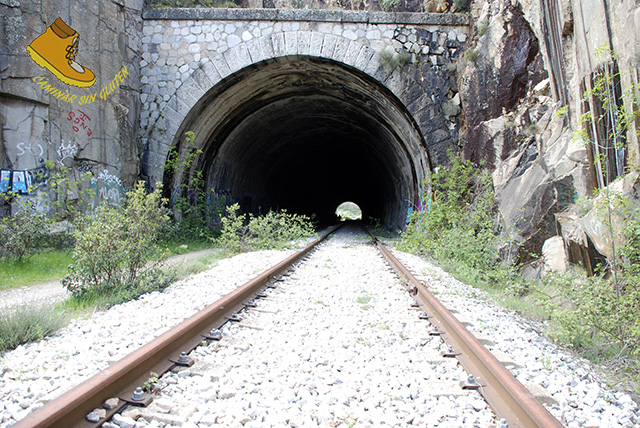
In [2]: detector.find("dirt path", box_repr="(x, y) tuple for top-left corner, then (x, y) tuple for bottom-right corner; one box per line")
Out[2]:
(0, 248), (218, 314)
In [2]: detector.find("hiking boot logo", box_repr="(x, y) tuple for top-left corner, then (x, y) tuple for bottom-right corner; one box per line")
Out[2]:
(26, 17), (96, 88)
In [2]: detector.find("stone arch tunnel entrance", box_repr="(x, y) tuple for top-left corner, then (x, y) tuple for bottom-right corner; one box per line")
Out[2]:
(165, 55), (431, 229)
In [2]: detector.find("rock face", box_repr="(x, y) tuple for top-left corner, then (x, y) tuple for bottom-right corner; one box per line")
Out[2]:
(458, 0), (640, 268)
(0, 0), (143, 216)
(461, 1), (547, 166)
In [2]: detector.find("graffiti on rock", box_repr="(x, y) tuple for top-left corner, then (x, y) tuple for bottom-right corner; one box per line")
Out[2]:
(67, 109), (92, 137)
(90, 169), (123, 206)
(1, 169), (32, 195)
(57, 141), (78, 164)
(16, 141), (44, 158)
(98, 66), (129, 101)
(77, 161), (94, 173)
(32, 65), (129, 104)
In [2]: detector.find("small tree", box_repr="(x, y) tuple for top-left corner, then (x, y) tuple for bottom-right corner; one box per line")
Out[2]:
(0, 209), (49, 260)
(63, 182), (170, 300)
(164, 131), (227, 240)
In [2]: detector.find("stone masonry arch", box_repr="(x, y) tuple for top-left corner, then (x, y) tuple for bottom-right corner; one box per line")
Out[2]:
(139, 9), (469, 228)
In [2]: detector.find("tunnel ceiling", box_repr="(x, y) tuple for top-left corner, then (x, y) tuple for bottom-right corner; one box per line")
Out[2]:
(169, 55), (431, 228)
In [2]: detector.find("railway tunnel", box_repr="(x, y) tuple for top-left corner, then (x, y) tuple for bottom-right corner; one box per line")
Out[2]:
(164, 55), (431, 229)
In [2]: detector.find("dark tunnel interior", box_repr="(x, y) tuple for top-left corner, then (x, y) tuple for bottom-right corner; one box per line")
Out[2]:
(166, 56), (431, 229)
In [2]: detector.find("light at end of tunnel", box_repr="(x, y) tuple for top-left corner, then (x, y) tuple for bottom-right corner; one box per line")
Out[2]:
(335, 201), (363, 221)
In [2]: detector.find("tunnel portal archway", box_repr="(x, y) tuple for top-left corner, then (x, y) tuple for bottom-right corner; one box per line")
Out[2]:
(165, 55), (431, 229)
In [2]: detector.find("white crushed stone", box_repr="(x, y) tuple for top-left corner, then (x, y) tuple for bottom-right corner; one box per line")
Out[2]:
(391, 249), (640, 428)
(0, 226), (638, 428)
(138, 226), (496, 427)
(0, 249), (296, 427)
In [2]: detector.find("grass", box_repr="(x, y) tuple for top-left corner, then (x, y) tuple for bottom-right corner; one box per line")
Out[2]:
(160, 238), (213, 255)
(0, 250), (72, 290)
(58, 248), (231, 313)
(0, 238), (215, 292)
(356, 293), (373, 310)
(0, 305), (68, 352)
(0, 245), (231, 354)
(170, 248), (232, 279)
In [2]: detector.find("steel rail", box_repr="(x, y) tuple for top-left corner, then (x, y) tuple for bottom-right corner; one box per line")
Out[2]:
(371, 236), (565, 428)
(12, 225), (341, 428)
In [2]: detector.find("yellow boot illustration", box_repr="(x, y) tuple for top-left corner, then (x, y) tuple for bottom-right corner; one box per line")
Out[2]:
(26, 17), (96, 88)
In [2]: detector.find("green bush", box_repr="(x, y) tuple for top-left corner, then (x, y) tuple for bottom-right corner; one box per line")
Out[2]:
(399, 152), (506, 286)
(0, 209), (50, 261)
(465, 49), (480, 63)
(215, 203), (316, 253)
(215, 203), (248, 253)
(62, 182), (172, 300)
(542, 270), (640, 360)
(379, 49), (410, 72)
(164, 132), (228, 241)
(453, 0), (470, 12)
(531, 206), (640, 376)
(248, 209), (316, 250)
(379, 0), (399, 11)
(0, 305), (67, 352)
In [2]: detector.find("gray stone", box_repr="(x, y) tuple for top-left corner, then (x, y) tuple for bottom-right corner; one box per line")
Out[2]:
(542, 236), (567, 273)
(112, 413), (135, 428)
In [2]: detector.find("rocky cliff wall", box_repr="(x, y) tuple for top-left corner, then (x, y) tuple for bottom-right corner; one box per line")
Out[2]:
(458, 0), (640, 271)
(0, 0), (143, 216)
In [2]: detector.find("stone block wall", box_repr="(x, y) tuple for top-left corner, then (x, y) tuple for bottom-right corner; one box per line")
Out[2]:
(139, 9), (469, 186)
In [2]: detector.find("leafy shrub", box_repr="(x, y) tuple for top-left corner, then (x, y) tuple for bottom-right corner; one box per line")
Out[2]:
(465, 48), (480, 63)
(248, 209), (316, 249)
(215, 203), (316, 253)
(0, 209), (50, 260)
(62, 182), (171, 300)
(542, 269), (640, 362)
(453, 0), (470, 12)
(533, 204), (640, 377)
(0, 305), (67, 352)
(379, 49), (410, 72)
(379, 0), (399, 11)
(399, 152), (505, 285)
(45, 162), (95, 221)
(477, 19), (489, 37)
(215, 203), (248, 253)
(164, 132), (228, 241)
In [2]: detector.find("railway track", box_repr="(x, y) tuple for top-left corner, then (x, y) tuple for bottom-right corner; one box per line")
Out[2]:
(11, 224), (564, 428)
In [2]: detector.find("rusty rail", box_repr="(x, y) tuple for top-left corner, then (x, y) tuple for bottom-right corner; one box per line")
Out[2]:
(12, 225), (340, 428)
(371, 235), (564, 428)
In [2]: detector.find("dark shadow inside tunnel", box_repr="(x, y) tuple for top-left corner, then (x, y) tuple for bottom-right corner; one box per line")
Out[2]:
(164, 55), (431, 230)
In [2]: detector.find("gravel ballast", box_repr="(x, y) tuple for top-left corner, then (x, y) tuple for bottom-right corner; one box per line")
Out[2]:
(1, 226), (639, 427)
(135, 227), (496, 427)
